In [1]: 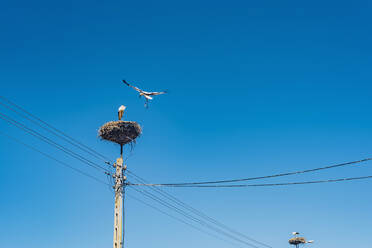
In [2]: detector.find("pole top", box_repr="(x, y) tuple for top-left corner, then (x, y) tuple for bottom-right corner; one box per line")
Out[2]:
(116, 157), (123, 165)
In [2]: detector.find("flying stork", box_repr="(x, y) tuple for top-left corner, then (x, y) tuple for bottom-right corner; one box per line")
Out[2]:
(122, 79), (167, 108)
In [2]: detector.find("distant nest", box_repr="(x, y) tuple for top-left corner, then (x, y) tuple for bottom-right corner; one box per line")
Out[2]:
(98, 121), (141, 146)
(289, 237), (306, 245)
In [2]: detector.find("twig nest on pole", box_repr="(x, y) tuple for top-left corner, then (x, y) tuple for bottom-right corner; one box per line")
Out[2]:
(98, 121), (141, 145)
(289, 237), (306, 245)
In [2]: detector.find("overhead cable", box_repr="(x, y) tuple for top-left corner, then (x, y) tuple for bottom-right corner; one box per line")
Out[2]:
(129, 182), (265, 248)
(0, 96), (112, 162)
(134, 158), (372, 186)
(126, 170), (273, 248)
(129, 175), (372, 188)
(0, 131), (110, 186)
(0, 111), (111, 173)
(126, 192), (245, 248)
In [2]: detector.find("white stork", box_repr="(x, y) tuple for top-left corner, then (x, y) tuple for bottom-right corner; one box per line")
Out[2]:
(122, 79), (167, 108)
(118, 105), (126, 120)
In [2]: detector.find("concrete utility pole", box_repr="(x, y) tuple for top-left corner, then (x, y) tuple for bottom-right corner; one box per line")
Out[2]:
(113, 155), (126, 248)
(98, 105), (141, 248)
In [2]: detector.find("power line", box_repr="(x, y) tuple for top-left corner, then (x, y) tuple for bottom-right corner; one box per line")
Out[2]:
(128, 174), (274, 248)
(131, 158), (372, 186)
(4, 96), (369, 190)
(0, 131), (110, 186)
(4, 96), (365, 246)
(0, 111), (112, 173)
(126, 170), (273, 248)
(126, 192), (244, 248)
(0, 99), (269, 247)
(0, 118), (276, 248)
(128, 185), (263, 248)
(0, 96), (112, 162)
(0, 97), (268, 247)
(129, 175), (372, 188)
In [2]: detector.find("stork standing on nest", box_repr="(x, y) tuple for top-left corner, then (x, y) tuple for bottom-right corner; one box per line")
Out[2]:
(122, 79), (167, 108)
(117, 105), (126, 155)
(118, 105), (126, 120)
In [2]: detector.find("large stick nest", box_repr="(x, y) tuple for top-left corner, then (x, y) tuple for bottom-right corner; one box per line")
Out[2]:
(98, 121), (141, 145)
(289, 237), (306, 245)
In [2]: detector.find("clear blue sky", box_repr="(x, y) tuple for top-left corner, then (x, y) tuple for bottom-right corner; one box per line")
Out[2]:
(0, 0), (371, 247)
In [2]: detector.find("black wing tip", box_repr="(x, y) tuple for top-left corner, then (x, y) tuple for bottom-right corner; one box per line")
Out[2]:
(122, 79), (129, 85)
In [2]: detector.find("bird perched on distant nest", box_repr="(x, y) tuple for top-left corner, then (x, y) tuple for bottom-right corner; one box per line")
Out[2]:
(118, 105), (126, 120)
(122, 79), (167, 108)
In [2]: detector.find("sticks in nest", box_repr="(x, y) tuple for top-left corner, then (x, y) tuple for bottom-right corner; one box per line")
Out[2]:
(98, 121), (141, 145)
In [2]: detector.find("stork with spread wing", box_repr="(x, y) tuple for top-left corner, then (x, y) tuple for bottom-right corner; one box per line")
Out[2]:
(122, 80), (167, 108)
